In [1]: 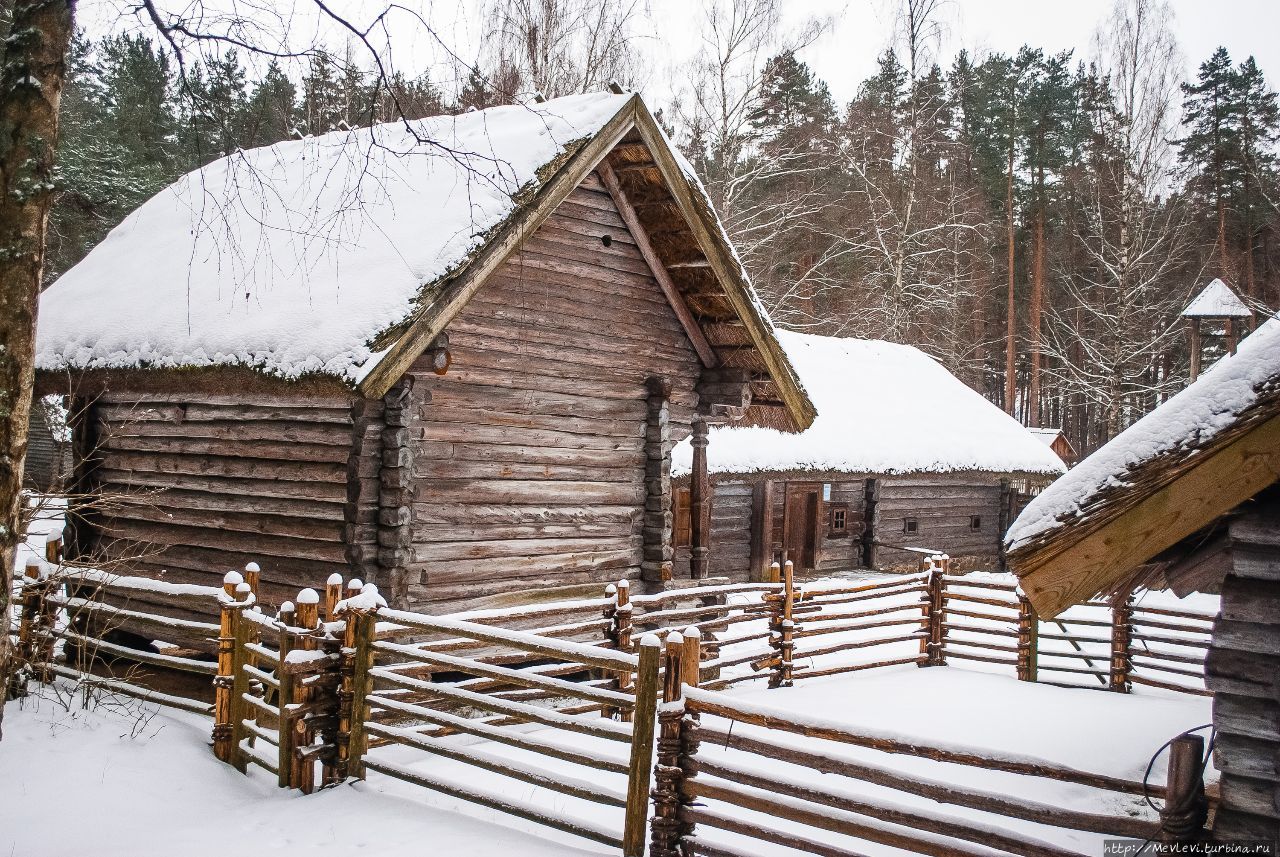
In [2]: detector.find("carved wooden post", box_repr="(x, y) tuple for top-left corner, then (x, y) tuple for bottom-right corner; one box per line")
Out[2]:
(642, 377), (674, 584)
(650, 632), (688, 857)
(623, 634), (661, 857)
(689, 418), (710, 580)
(1017, 593), (1039, 682)
(229, 582), (254, 773)
(213, 571), (244, 764)
(769, 560), (795, 687)
(1110, 595), (1133, 693)
(1160, 734), (1208, 843)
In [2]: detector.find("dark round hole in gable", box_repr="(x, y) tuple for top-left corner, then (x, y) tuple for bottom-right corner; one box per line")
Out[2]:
(600, 234), (613, 248)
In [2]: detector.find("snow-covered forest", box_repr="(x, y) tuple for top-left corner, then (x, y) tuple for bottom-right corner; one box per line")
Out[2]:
(41, 0), (1280, 457)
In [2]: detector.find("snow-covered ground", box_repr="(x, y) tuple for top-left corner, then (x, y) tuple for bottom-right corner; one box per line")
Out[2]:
(0, 663), (1211, 857)
(0, 689), (609, 857)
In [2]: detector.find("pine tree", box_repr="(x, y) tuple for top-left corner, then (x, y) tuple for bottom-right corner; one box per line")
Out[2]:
(1233, 56), (1280, 300)
(1180, 47), (1240, 275)
(301, 52), (343, 133)
(182, 50), (249, 165)
(242, 61), (299, 148)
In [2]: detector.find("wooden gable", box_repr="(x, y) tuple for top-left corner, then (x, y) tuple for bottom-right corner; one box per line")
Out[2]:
(402, 170), (706, 611)
(357, 96), (815, 434)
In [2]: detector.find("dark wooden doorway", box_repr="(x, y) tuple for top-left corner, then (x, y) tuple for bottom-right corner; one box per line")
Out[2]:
(782, 482), (821, 570)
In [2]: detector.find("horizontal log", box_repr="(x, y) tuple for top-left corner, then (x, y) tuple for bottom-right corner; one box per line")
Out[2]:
(366, 694), (628, 773)
(372, 642), (633, 709)
(693, 722), (1158, 839)
(100, 434), (349, 464)
(364, 722), (625, 807)
(363, 757), (622, 848)
(683, 687), (1155, 796)
(96, 518), (346, 564)
(684, 776), (1040, 857)
(689, 758), (1099, 856)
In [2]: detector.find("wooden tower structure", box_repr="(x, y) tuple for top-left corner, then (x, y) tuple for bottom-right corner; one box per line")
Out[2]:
(1183, 278), (1252, 381)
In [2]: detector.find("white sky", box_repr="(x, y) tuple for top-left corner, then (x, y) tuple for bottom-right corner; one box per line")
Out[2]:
(84, 0), (1280, 109)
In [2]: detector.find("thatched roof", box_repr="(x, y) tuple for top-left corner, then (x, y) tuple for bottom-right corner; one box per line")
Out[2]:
(1006, 317), (1280, 617)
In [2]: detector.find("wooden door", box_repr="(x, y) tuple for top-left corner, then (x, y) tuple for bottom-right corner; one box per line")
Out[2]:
(782, 483), (820, 570)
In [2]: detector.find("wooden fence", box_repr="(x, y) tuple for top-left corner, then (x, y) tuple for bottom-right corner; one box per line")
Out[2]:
(648, 641), (1211, 857)
(7, 533), (218, 714)
(940, 571), (1213, 695)
(7, 536), (1218, 856)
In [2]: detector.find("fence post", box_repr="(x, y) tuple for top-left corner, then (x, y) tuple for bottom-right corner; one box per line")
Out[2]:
(1160, 734), (1208, 843)
(10, 558), (45, 694)
(1110, 596), (1133, 693)
(920, 558), (946, 667)
(276, 600), (297, 789)
(622, 634), (661, 857)
(681, 626), (702, 691)
(605, 580), (634, 721)
(292, 588), (321, 794)
(767, 560), (780, 584)
(768, 560), (795, 688)
(650, 632), (689, 857)
(337, 603), (376, 781)
(213, 571), (244, 765)
(1016, 593), (1039, 682)
(229, 582), (254, 773)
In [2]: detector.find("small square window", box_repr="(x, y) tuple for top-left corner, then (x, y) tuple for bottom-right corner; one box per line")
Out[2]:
(903, 518), (918, 535)
(827, 503), (850, 537)
(970, 515), (982, 531)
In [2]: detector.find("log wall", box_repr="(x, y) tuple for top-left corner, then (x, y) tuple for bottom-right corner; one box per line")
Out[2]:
(402, 172), (703, 613)
(82, 391), (372, 611)
(876, 476), (1005, 569)
(1207, 501), (1280, 843)
(701, 473), (1013, 578)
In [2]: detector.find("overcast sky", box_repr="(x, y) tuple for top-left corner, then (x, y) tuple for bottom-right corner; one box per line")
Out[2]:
(87, 0), (1280, 108)
(643, 0), (1280, 105)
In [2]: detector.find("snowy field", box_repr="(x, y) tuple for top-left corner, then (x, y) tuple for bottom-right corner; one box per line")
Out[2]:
(0, 663), (1211, 857)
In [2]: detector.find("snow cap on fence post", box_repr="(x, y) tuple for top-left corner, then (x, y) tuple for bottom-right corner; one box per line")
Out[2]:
(222, 570), (243, 598)
(344, 578), (363, 600)
(278, 600), (296, 626)
(235, 582), (253, 604)
(24, 556), (42, 580)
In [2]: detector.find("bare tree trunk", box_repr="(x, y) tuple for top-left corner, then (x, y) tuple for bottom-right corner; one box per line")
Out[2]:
(0, 0), (74, 734)
(1004, 132), (1017, 416)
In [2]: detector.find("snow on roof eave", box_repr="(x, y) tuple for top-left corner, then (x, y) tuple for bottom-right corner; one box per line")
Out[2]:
(1181, 278), (1253, 318)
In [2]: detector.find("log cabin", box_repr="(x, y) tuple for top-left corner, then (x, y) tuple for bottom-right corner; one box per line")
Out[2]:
(670, 332), (1065, 579)
(1027, 427), (1077, 467)
(1006, 316), (1280, 844)
(33, 92), (816, 629)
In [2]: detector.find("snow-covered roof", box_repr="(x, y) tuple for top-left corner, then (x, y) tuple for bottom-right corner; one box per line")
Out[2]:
(1028, 427), (1064, 446)
(672, 331), (1066, 479)
(1007, 316), (1280, 556)
(1181, 278), (1252, 318)
(36, 93), (633, 387)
